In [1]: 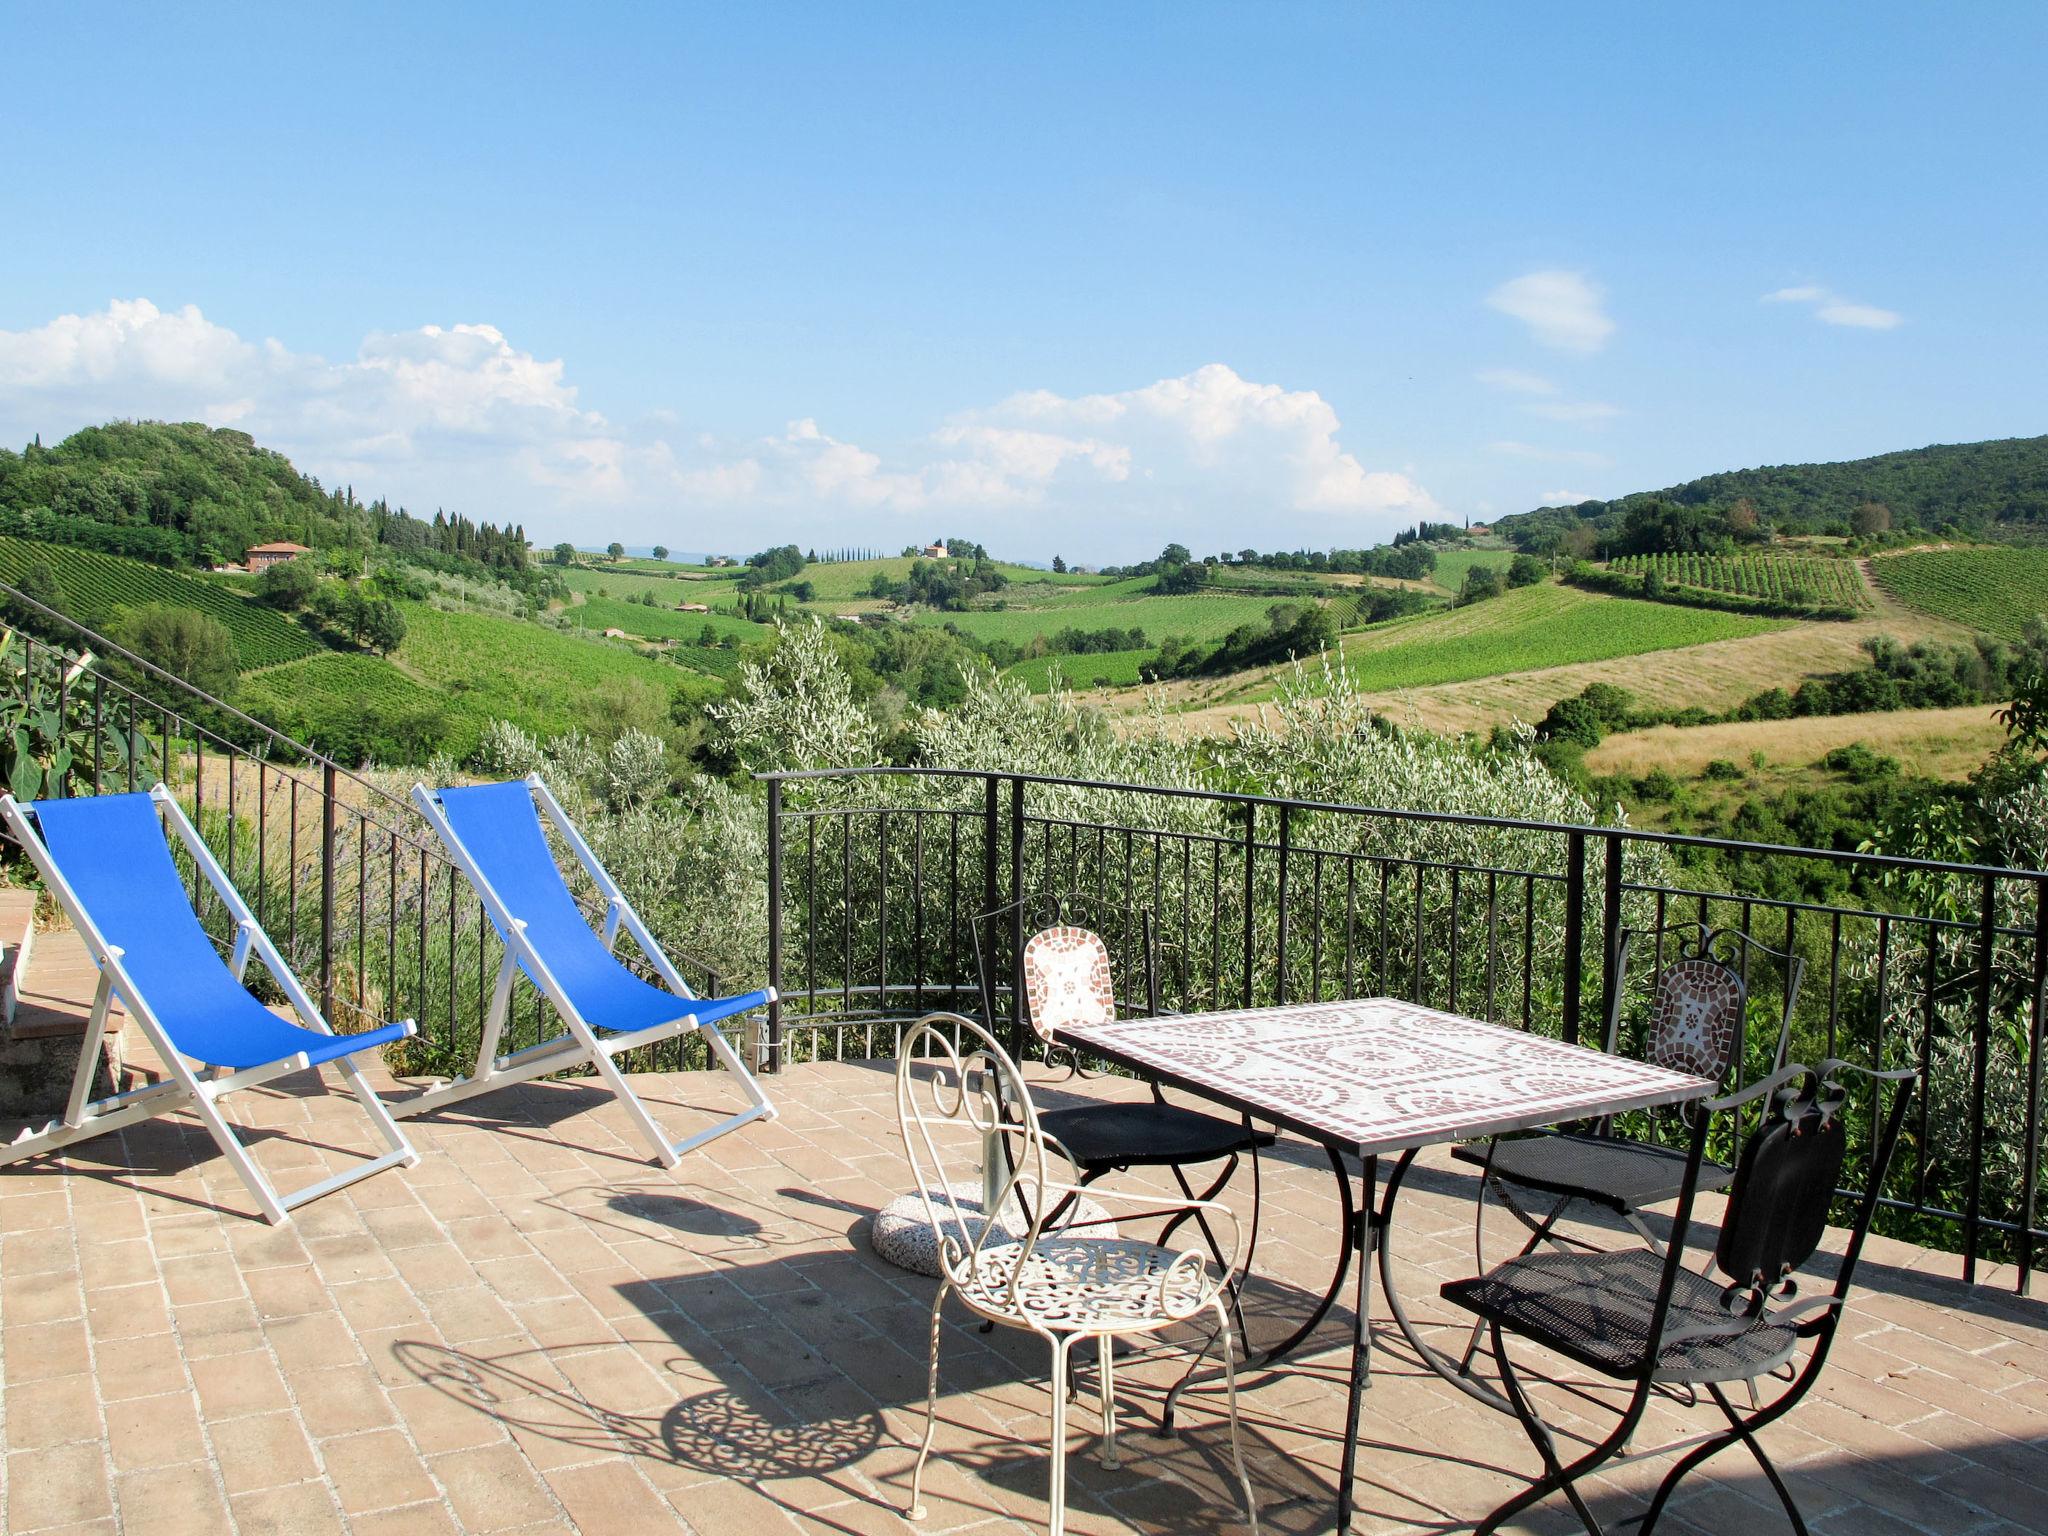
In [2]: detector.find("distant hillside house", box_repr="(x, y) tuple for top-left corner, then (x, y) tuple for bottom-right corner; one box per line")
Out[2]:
(246, 541), (310, 571)
(676, 602), (710, 613)
(923, 542), (948, 558)
(602, 627), (629, 639)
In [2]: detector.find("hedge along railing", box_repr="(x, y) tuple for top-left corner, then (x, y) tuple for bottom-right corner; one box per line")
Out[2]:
(761, 765), (2048, 1294)
(0, 591), (736, 1085)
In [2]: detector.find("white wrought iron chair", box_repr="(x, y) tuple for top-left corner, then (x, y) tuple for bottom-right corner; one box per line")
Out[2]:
(896, 1012), (1259, 1536)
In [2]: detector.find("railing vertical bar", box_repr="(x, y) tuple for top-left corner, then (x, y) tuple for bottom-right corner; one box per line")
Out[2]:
(1521, 875), (1535, 1030)
(1485, 870), (1499, 1022)
(766, 778), (783, 1072)
(912, 811), (926, 1012)
(1343, 857), (1358, 999)
(1826, 911), (1844, 1059)
(1009, 777), (1026, 1058)
(1448, 866), (1462, 1014)
(1600, 832), (1624, 1035)
(840, 812), (853, 1019)
(2021, 878), (2046, 1295)
(982, 777), (1000, 1018)
(1311, 851), (1325, 1001)
(1274, 808), (1290, 1007)
(876, 811), (890, 1019)
(320, 764), (338, 1020)
(1562, 830), (1587, 1046)
(1410, 863), (1424, 1004)
(1917, 914), (1937, 1210)
(1963, 874), (1997, 1283)
(1240, 805), (1257, 1009)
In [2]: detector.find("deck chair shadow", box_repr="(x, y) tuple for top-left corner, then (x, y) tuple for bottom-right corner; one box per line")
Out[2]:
(0, 786), (420, 1223)
(401, 775), (774, 1166)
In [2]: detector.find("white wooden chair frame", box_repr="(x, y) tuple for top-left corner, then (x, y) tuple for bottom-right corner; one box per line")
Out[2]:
(0, 785), (420, 1224)
(400, 774), (774, 1167)
(897, 1012), (1259, 1536)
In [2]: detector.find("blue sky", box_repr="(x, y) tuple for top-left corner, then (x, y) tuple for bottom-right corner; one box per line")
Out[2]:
(2, 2), (2043, 562)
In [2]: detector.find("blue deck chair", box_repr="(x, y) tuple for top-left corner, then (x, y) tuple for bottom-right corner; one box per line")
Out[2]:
(402, 775), (774, 1166)
(0, 786), (420, 1224)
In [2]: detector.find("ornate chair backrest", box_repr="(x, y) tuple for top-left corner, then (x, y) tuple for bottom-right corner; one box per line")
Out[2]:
(972, 892), (1155, 1053)
(895, 1013), (1052, 1303)
(1613, 924), (1804, 1092)
(1646, 953), (1749, 1083)
(1020, 925), (1117, 1045)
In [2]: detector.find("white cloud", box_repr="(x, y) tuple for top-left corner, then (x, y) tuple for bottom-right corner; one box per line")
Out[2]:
(1474, 368), (1557, 396)
(0, 301), (1436, 560)
(1763, 284), (1902, 330)
(1485, 270), (1614, 353)
(1540, 489), (1595, 504)
(1487, 439), (1609, 467)
(1524, 399), (1622, 424)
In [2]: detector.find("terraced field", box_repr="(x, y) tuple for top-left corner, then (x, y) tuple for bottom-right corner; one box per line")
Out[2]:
(0, 536), (323, 669)
(1870, 547), (2048, 638)
(1610, 551), (1872, 610)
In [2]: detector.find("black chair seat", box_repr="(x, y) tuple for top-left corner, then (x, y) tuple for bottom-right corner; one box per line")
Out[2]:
(1452, 1131), (1734, 1214)
(1443, 1247), (1799, 1386)
(1040, 1101), (1273, 1171)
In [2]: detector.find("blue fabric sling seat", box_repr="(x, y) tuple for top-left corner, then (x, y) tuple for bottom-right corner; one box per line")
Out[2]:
(30, 794), (412, 1069)
(434, 780), (769, 1034)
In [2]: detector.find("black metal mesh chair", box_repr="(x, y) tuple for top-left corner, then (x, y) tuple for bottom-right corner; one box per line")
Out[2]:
(970, 893), (1273, 1283)
(1452, 923), (1803, 1257)
(1442, 1059), (1914, 1536)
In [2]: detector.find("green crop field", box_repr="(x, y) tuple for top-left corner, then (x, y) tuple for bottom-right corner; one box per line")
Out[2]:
(1871, 547), (2048, 639)
(0, 536), (324, 669)
(1004, 649), (1152, 691)
(560, 566), (743, 604)
(395, 604), (707, 739)
(1610, 551), (1871, 610)
(1251, 583), (1786, 699)
(916, 591), (1300, 646)
(1428, 547), (1516, 593)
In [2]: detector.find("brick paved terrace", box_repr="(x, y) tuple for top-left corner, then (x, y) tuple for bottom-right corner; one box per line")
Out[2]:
(2, 1053), (2045, 1536)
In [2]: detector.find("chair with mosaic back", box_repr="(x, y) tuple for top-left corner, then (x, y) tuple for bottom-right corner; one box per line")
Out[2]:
(1452, 920), (1804, 1262)
(971, 892), (1274, 1290)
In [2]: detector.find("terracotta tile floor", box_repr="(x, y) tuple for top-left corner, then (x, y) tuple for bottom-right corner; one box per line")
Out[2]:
(2, 1055), (2044, 1535)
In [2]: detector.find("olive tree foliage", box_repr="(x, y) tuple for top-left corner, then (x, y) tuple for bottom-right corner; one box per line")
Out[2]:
(1858, 773), (2048, 1262)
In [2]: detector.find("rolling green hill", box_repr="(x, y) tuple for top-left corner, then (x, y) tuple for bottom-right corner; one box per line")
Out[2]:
(1231, 583), (1786, 700)
(1499, 433), (2048, 547)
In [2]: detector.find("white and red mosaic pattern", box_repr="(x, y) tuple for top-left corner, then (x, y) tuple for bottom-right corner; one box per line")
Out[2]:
(1063, 998), (1712, 1156)
(1647, 959), (1745, 1081)
(1021, 925), (1117, 1044)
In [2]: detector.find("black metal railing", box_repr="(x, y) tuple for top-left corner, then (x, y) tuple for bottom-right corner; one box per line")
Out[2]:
(761, 765), (2048, 1293)
(0, 596), (732, 1082)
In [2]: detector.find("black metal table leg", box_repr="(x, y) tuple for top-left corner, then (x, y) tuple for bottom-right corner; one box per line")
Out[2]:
(1337, 1154), (1377, 1535)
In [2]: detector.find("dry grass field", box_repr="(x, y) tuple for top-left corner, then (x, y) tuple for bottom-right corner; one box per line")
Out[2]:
(1585, 704), (2007, 782)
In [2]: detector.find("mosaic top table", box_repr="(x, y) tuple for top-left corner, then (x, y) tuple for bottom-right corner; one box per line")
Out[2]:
(1062, 996), (1712, 1535)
